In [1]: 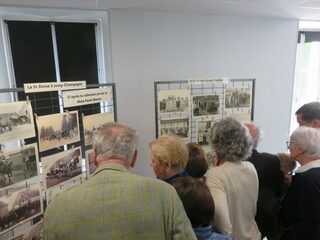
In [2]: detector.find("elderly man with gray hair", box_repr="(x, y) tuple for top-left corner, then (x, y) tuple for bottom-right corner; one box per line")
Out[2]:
(44, 122), (196, 240)
(281, 126), (320, 240)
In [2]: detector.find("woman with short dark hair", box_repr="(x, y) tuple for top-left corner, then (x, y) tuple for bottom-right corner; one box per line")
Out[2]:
(172, 177), (230, 240)
(186, 143), (209, 178)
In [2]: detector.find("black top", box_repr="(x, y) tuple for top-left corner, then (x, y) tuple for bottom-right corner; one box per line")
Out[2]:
(248, 150), (284, 194)
(281, 167), (320, 240)
(247, 149), (284, 239)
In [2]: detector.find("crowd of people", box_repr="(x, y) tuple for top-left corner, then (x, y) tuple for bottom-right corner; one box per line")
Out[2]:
(43, 101), (320, 240)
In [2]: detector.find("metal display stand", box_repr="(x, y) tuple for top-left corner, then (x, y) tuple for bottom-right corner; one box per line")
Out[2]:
(0, 83), (117, 239)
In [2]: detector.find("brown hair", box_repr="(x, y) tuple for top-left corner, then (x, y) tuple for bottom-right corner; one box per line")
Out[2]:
(171, 176), (214, 227)
(295, 101), (320, 121)
(186, 143), (208, 178)
(277, 152), (296, 174)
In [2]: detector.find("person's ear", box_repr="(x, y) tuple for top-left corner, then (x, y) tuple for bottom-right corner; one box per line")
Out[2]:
(296, 145), (305, 156)
(164, 161), (172, 172)
(312, 119), (320, 128)
(93, 147), (98, 167)
(130, 150), (138, 168)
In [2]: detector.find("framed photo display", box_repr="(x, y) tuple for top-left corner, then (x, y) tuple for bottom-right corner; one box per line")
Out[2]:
(196, 120), (218, 146)
(0, 82), (118, 236)
(42, 147), (82, 189)
(82, 112), (114, 146)
(192, 94), (220, 117)
(154, 79), (255, 143)
(0, 183), (43, 235)
(0, 143), (39, 189)
(0, 101), (35, 143)
(159, 117), (190, 139)
(157, 89), (190, 113)
(36, 111), (80, 152)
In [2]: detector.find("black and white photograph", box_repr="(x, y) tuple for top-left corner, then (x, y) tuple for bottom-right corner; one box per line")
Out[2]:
(36, 111), (80, 152)
(202, 145), (216, 168)
(192, 94), (220, 117)
(157, 89), (189, 113)
(0, 184), (42, 234)
(85, 149), (96, 177)
(224, 87), (252, 109)
(83, 112), (114, 146)
(159, 118), (190, 138)
(0, 101), (35, 143)
(224, 112), (251, 122)
(0, 143), (39, 189)
(42, 147), (82, 189)
(196, 120), (217, 145)
(9, 220), (43, 240)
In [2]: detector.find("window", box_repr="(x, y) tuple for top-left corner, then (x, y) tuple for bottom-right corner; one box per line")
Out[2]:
(5, 20), (99, 113)
(6, 21), (59, 115)
(290, 21), (320, 133)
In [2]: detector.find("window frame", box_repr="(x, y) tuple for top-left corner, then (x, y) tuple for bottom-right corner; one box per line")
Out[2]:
(290, 21), (320, 133)
(0, 8), (111, 94)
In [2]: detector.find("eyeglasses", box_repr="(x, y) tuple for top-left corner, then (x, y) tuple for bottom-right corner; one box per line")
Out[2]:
(286, 141), (295, 149)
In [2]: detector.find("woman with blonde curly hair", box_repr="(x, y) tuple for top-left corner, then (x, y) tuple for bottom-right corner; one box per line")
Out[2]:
(150, 134), (189, 183)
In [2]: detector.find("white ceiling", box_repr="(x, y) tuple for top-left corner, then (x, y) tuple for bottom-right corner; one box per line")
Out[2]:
(0, 0), (320, 21)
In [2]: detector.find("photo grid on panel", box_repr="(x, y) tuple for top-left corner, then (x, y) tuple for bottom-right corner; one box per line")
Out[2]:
(155, 79), (254, 165)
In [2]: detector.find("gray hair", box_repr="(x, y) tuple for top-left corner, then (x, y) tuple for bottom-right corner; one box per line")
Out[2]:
(210, 117), (253, 162)
(290, 126), (320, 159)
(92, 122), (139, 163)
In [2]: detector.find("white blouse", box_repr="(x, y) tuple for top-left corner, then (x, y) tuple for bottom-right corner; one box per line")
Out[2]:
(206, 161), (261, 240)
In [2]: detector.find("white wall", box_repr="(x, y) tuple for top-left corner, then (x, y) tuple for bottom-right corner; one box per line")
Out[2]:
(0, 7), (299, 177)
(109, 10), (299, 177)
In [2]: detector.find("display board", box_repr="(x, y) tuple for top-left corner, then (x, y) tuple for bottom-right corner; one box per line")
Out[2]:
(154, 79), (255, 145)
(0, 83), (117, 239)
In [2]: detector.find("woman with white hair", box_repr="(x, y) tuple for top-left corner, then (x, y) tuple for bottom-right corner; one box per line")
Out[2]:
(206, 118), (261, 240)
(281, 126), (320, 240)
